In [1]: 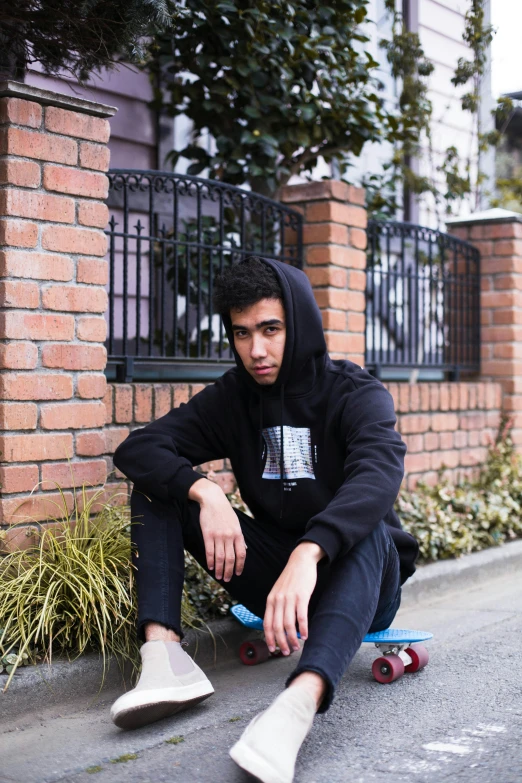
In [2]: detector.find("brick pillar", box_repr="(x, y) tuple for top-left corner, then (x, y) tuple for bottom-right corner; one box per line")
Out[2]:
(0, 81), (116, 551)
(279, 181), (367, 365)
(447, 209), (522, 447)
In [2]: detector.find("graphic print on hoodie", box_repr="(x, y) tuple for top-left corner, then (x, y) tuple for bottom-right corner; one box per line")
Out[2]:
(113, 256), (420, 583)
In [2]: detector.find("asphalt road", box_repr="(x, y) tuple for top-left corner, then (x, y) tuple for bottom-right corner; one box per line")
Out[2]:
(1, 570), (521, 783)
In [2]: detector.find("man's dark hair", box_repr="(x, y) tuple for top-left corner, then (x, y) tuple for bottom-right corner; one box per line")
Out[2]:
(213, 256), (283, 315)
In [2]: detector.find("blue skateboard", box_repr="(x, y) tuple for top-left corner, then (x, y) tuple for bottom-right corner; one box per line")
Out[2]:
(231, 604), (433, 683)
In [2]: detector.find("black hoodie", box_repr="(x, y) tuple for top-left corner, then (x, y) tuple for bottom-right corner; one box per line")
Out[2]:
(113, 257), (419, 583)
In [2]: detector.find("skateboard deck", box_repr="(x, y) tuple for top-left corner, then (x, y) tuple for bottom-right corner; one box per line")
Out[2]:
(231, 603), (432, 683)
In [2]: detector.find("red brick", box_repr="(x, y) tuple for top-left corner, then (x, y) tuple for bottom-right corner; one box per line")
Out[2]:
(454, 430), (468, 448)
(0, 311), (74, 341)
(42, 344), (107, 371)
(0, 372), (73, 401)
(0, 189), (74, 223)
(279, 180), (352, 203)
(431, 412), (459, 432)
(404, 433), (423, 452)
(0, 402), (37, 429)
(349, 269), (367, 291)
(42, 285), (107, 313)
(459, 412), (487, 430)
(494, 239), (522, 256)
(0, 280), (39, 309)
(208, 470), (236, 494)
(322, 309), (346, 331)
(40, 401), (106, 430)
(77, 316), (107, 342)
(439, 431), (454, 449)
(430, 449), (460, 470)
(481, 290), (521, 308)
(43, 165), (108, 199)
(349, 227), (367, 250)
(0, 97), (42, 128)
(76, 258), (108, 284)
(439, 384), (450, 411)
(154, 384), (172, 418)
(347, 312), (365, 333)
(3, 126), (78, 164)
(398, 384), (410, 414)
(41, 225), (107, 256)
(468, 430), (480, 447)
(104, 427), (129, 454)
(0, 219), (38, 248)
(41, 459), (107, 490)
(0, 432), (73, 462)
(305, 201), (367, 228)
(135, 385), (153, 423)
(314, 288), (365, 312)
(0, 492), (74, 525)
(0, 525), (40, 553)
(76, 431), (106, 457)
(79, 142), (111, 171)
(424, 432), (439, 450)
(306, 244), (366, 269)
(429, 384), (440, 411)
(404, 452), (431, 473)
(400, 414), (432, 434)
(77, 374), (107, 399)
(45, 107), (110, 143)
(173, 384), (190, 407)
(115, 385), (133, 423)
(77, 202), (109, 229)
(0, 158), (41, 187)
(325, 332), (364, 354)
(103, 385), (113, 424)
(0, 249), (73, 281)
(0, 464), (39, 493)
(303, 222), (349, 246)
(305, 266), (347, 288)
(0, 342), (38, 369)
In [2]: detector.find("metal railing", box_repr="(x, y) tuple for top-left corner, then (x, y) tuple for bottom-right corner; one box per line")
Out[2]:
(105, 170), (303, 381)
(365, 220), (481, 380)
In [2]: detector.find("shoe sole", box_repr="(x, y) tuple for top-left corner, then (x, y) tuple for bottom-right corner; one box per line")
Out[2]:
(112, 685), (214, 730)
(229, 741), (289, 783)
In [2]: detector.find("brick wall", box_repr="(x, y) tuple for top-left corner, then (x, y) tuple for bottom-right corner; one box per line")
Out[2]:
(448, 212), (522, 449)
(0, 82), (116, 552)
(102, 383), (235, 495)
(279, 181), (366, 366)
(101, 379), (503, 498)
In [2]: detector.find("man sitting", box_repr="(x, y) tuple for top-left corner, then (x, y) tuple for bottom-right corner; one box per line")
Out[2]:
(111, 256), (419, 783)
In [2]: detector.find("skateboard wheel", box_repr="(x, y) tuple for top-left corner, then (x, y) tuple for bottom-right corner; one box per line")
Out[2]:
(239, 639), (270, 666)
(404, 644), (429, 673)
(372, 654), (405, 684)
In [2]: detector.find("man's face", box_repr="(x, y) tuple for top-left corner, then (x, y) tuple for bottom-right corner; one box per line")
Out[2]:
(230, 298), (286, 386)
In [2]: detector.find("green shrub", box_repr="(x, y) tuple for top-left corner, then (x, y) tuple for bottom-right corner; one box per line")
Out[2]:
(397, 413), (522, 561)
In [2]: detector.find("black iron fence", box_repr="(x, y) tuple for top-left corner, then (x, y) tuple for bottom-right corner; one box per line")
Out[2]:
(365, 220), (481, 380)
(105, 170), (303, 381)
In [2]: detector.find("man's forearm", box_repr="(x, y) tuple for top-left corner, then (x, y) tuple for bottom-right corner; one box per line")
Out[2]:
(291, 541), (326, 564)
(188, 476), (225, 504)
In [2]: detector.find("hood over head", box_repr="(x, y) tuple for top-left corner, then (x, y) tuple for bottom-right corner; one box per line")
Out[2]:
(221, 257), (328, 397)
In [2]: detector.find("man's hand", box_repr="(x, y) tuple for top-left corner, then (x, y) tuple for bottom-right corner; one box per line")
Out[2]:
(188, 478), (246, 582)
(263, 542), (325, 656)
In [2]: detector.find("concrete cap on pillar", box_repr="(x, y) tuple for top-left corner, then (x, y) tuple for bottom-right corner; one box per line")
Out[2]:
(446, 207), (522, 227)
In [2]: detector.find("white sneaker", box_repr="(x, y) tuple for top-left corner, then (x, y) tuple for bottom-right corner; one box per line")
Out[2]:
(229, 687), (316, 783)
(110, 640), (214, 729)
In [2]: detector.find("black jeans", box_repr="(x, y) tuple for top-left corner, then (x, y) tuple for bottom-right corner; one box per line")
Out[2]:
(130, 488), (401, 712)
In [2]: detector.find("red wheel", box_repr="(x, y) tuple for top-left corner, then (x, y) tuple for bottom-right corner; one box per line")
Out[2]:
(239, 639), (270, 666)
(372, 654), (405, 684)
(404, 644), (429, 673)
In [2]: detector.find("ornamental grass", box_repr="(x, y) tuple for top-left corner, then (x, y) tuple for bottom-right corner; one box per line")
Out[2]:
(0, 486), (202, 691)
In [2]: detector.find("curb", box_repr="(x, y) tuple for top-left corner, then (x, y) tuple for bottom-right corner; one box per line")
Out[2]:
(2, 539), (522, 723)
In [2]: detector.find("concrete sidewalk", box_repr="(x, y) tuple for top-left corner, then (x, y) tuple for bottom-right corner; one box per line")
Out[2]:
(2, 538), (522, 724)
